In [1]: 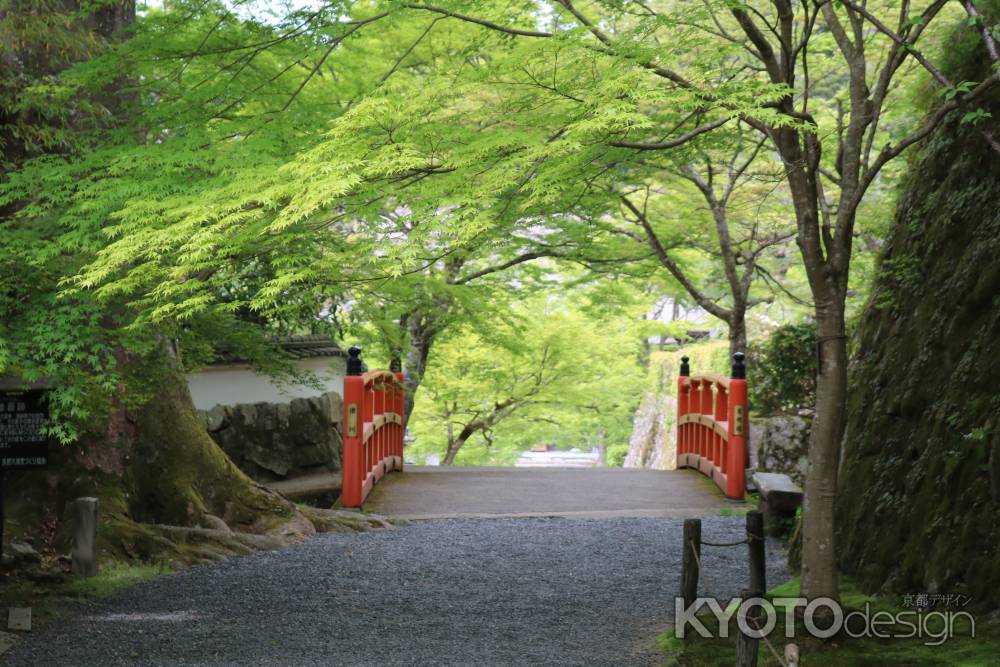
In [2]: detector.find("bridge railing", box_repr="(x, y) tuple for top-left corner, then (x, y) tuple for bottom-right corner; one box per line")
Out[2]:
(341, 346), (405, 508)
(676, 352), (747, 500)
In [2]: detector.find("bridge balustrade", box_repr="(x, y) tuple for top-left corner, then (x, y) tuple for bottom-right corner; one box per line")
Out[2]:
(341, 346), (405, 508)
(676, 352), (747, 500)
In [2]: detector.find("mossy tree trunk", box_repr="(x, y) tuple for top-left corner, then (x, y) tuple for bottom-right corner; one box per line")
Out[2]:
(126, 370), (299, 532)
(402, 314), (437, 426)
(20, 366), (314, 563)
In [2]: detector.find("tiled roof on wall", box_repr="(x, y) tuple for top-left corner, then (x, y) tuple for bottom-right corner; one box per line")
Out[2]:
(279, 335), (346, 359)
(208, 335), (346, 365)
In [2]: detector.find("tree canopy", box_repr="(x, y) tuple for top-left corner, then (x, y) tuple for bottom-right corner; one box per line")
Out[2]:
(3, 0), (999, 602)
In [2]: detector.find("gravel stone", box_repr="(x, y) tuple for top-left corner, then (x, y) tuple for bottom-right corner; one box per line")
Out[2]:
(3, 517), (788, 666)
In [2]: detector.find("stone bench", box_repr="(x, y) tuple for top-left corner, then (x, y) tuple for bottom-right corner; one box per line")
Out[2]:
(751, 472), (803, 536)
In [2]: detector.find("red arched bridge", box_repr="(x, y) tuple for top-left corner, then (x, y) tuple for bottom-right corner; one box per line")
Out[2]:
(676, 352), (748, 500)
(340, 347), (406, 508)
(339, 347), (749, 514)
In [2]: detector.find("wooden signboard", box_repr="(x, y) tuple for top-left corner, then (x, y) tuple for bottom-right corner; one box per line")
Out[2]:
(0, 389), (49, 470)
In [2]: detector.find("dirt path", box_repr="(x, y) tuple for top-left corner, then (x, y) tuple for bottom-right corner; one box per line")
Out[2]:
(2, 517), (787, 667)
(2, 468), (783, 666)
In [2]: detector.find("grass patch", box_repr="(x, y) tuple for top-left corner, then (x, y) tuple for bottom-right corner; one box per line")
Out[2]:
(62, 562), (170, 598)
(719, 492), (759, 517)
(660, 577), (999, 666)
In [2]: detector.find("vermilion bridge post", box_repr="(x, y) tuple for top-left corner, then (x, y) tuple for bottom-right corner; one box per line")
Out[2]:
(341, 346), (406, 508)
(677, 352), (747, 500)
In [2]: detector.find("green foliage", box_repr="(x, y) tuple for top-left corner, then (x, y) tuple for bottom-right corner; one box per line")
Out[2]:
(0, 0), (990, 449)
(872, 254), (922, 313)
(960, 108), (992, 125)
(654, 340), (731, 392)
(747, 322), (817, 415)
(605, 443), (629, 467)
(407, 290), (643, 465)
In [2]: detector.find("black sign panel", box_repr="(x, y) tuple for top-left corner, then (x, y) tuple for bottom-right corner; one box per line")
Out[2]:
(0, 389), (49, 469)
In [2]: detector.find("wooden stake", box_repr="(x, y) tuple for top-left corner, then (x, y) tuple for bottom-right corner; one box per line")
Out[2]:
(736, 588), (762, 667)
(747, 510), (766, 594)
(680, 518), (701, 609)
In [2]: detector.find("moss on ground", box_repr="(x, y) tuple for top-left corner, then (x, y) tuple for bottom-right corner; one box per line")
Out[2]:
(659, 577), (1000, 666)
(59, 562), (168, 598)
(0, 561), (171, 628)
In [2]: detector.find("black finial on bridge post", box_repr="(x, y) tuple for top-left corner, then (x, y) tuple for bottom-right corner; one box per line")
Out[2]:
(680, 355), (690, 376)
(389, 357), (402, 373)
(347, 345), (364, 376)
(731, 352), (746, 379)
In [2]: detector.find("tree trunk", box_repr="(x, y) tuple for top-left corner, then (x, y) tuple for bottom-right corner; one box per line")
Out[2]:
(442, 437), (465, 465)
(798, 309), (848, 601)
(442, 420), (479, 465)
(402, 317), (435, 425)
(771, 117), (847, 602)
(729, 306), (748, 358)
(126, 370), (303, 532)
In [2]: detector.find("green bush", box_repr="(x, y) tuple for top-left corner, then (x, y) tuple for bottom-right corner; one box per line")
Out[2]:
(748, 321), (817, 414)
(605, 443), (630, 467)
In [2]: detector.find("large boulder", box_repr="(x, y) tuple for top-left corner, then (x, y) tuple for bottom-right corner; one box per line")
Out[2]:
(200, 391), (342, 482)
(750, 415), (811, 486)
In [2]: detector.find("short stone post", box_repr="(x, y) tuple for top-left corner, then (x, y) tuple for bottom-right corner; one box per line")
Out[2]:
(71, 497), (99, 577)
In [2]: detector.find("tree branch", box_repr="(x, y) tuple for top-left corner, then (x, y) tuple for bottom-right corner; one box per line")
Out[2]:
(608, 117), (731, 150)
(452, 249), (562, 285)
(619, 195), (732, 321)
(963, 1), (999, 63)
(401, 4), (553, 37)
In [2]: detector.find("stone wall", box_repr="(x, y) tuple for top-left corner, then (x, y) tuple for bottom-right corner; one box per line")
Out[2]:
(624, 392), (676, 470)
(836, 62), (1000, 609)
(199, 391), (342, 483)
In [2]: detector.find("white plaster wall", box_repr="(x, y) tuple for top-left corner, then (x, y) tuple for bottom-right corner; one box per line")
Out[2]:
(186, 356), (346, 411)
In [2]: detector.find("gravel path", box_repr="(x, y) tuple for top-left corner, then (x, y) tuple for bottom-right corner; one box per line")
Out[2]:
(3, 517), (788, 667)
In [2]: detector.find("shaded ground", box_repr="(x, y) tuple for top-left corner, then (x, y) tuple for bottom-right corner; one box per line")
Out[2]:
(2, 517), (788, 667)
(265, 472), (342, 505)
(365, 466), (736, 519)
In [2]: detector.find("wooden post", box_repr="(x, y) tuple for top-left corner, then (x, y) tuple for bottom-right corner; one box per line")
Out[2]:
(341, 346), (365, 508)
(736, 588), (761, 667)
(391, 358), (404, 471)
(726, 352), (748, 499)
(0, 468), (5, 564)
(680, 518), (701, 609)
(747, 510), (766, 594)
(71, 497), (99, 577)
(677, 356), (689, 464)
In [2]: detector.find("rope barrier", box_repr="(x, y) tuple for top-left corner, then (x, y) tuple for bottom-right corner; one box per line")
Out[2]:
(700, 537), (750, 547)
(747, 614), (788, 667)
(688, 539), (702, 573)
(699, 529), (761, 548)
